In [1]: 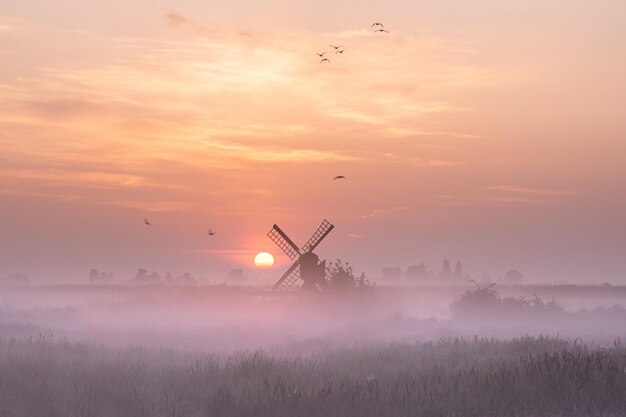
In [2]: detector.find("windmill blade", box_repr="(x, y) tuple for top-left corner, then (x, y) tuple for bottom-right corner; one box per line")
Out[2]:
(267, 224), (301, 260)
(273, 260), (301, 290)
(302, 219), (334, 253)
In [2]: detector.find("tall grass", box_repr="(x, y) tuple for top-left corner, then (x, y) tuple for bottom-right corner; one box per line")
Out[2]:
(0, 335), (625, 416)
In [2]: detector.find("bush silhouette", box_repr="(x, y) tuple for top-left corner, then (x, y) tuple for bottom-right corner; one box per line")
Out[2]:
(451, 283), (565, 321)
(327, 259), (372, 290)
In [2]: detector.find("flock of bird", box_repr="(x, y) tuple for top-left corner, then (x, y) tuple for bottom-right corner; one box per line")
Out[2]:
(142, 24), (379, 231)
(317, 22), (389, 64)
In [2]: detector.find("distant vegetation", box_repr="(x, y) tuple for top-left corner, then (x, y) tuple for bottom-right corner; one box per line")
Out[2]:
(88, 268), (209, 286)
(0, 335), (625, 417)
(86, 261), (373, 289)
(0, 273), (30, 287)
(451, 283), (566, 321)
(326, 259), (372, 290)
(381, 259), (524, 286)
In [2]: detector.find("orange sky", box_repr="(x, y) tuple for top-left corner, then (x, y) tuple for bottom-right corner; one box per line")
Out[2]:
(1, 0), (625, 283)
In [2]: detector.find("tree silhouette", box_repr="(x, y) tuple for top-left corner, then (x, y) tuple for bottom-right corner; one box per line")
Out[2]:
(439, 259), (452, 281)
(454, 261), (464, 280)
(381, 266), (402, 281)
(405, 263), (428, 280)
(328, 259), (371, 290)
(505, 269), (523, 284)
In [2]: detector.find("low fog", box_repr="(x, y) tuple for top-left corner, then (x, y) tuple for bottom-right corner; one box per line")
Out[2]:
(1, 282), (625, 354)
(3, 281), (626, 416)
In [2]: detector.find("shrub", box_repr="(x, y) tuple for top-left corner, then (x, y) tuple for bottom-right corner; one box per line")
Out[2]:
(326, 259), (372, 290)
(451, 282), (566, 321)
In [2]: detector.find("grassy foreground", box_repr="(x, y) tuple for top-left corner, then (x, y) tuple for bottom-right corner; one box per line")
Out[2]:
(0, 336), (625, 417)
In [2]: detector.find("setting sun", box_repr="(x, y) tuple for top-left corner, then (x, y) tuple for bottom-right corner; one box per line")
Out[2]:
(253, 252), (275, 269)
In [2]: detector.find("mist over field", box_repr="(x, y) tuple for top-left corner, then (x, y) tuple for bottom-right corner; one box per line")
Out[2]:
(1, 283), (626, 416)
(1, 282), (626, 351)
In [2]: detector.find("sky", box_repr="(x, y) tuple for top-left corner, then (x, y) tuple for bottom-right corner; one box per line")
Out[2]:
(1, 0), (625, 284)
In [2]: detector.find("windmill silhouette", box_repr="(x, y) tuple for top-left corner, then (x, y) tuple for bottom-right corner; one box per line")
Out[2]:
(267, 219), (334, 290)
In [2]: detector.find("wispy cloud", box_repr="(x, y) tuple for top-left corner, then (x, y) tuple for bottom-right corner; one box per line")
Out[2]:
(360, 206), (411, 219)
(0, 9), (493, 215)
(164, 12), (215, 35)
(0, 169), (154, 189)
(435, 195), (546, 205)
(0, 187), (194, 212)
(201, 249), (258, 255)
(177, 139), (359, 163)
(412, 159), (459, 167)
(383, 153), (459, 167)
(484, 185), (574, 196)
(0, 16), (22, 32)
(346, 233), (363, 239)
(385, 127), (483, 139)
(435, 188), (573, 206)
(326, 107), (385, 125)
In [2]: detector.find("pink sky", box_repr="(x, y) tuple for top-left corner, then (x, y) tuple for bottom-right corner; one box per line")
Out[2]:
(1, 0), (625, 283)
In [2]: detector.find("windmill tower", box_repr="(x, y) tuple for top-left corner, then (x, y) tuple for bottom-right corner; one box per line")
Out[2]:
(267, 219), (334, 290)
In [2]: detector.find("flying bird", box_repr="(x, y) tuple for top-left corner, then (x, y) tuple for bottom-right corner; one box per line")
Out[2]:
(143, 218), (151, 226)
(333, 175), (346, 180)
(375, 28), (389, 33)
(208, 229), (216, 236)
(320, 58), (331, 64)
(316, 52), (327, 57)
(329, 44), (343, 50)
(372, 23), (384, 29)
(335, 49), (345, 54)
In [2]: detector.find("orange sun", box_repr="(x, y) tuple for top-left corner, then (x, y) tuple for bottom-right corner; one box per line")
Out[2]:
(254, 252), (275, 269)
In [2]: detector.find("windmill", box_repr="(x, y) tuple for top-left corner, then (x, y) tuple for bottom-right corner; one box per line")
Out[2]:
(267, 219), (334, 290)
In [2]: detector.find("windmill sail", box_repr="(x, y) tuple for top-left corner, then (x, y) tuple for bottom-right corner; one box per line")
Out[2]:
(267, 219), (335, 291)
(267, 224), (301, 260)
(272, 261), (301, 290)
(302, 219), (334, 253)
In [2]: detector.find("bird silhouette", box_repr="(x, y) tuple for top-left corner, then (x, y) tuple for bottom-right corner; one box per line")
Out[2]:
(375, 28), (389, 33)
(333, 175), (346, 180)
(335, 49), (345, 54)
(316, 52), (327, 57)
(329, 45), (343, 50)
(143, 218), (151, 226)
(320, 58), (331, 64)
(372, 23), (384, 29)
(208, 229), (216, 236)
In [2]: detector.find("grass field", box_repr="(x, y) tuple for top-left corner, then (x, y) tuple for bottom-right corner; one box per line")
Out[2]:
(1, 285), (626, 416)
(1, 335), (625, 417)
